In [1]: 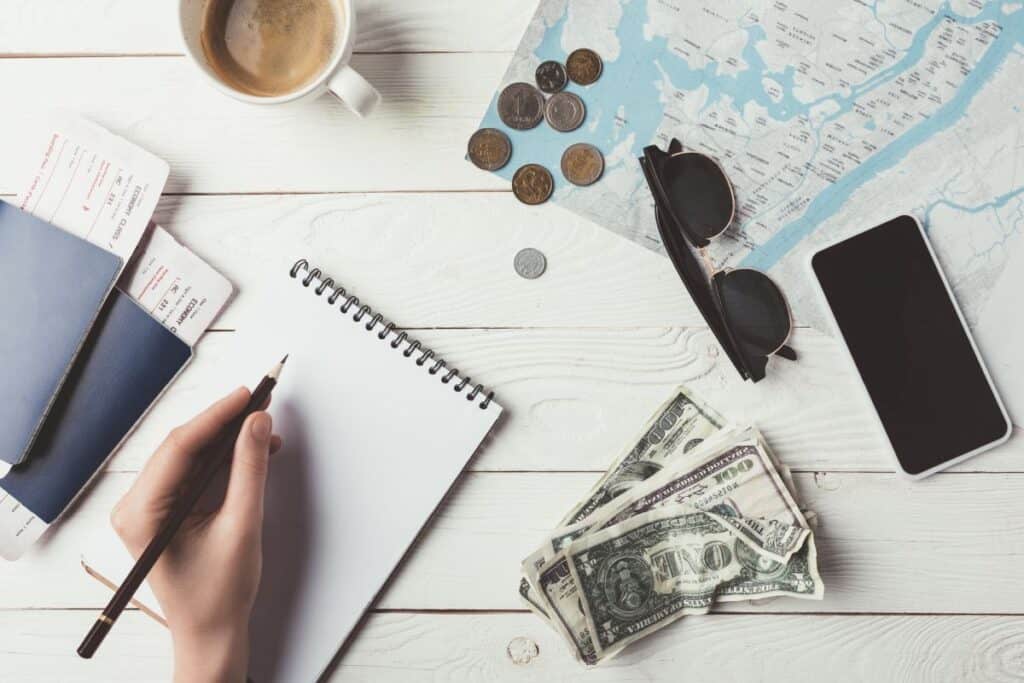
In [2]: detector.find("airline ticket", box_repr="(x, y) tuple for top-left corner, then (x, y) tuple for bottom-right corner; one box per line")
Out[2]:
(16, 113), (169, 266)
(0, 118), (232, 550)
(121, 225), (234, 346)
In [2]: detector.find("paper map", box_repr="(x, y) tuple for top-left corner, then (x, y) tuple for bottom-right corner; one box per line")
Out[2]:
(480, 0), (1024, 328)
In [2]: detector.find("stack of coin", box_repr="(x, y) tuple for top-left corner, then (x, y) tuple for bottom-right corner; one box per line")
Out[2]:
(467, 48), (606, 205)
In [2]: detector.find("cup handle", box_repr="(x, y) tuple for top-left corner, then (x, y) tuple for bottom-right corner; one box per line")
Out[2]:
(327, 64), (381, 117)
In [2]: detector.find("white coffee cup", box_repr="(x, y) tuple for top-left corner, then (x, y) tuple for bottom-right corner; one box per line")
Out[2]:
(178, 0), (381, 116)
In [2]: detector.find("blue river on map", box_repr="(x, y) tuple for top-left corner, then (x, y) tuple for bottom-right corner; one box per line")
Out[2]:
(478, 1), (1024, 272)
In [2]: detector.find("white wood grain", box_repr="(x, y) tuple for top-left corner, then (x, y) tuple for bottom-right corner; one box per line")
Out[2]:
(3, 611), (1024, 683)
(150, 193), (699, 329)
(0, 1), (533, 55)
(0, 612), (173, 682)
(4, 470), (1024, 613)
(2, 3), (1021, 680)
(0, 54), (509, 194)
(103, 328), (1024, 474)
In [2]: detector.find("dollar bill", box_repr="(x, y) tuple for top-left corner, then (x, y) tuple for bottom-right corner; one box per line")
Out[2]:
(585, 426), (810, 563)
(523, 427), (821, 663)
(520, 386), (824, 665)
(565, 508), (753, 659)
(565, 505), (823, 661)
(716, 534), (822, 603)
(518, 576), (550, 620)
(524, 424), (807, 595)
(537, 553), (599, 664)
(560, 386), (726, 526)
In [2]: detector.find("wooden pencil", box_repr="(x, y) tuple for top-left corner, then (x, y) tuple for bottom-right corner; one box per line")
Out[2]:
(77, 355), (288, 659)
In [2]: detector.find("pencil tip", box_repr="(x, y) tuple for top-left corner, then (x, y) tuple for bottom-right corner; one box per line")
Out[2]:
(269, 355), (288, 381)
(281, 354), (289, 364)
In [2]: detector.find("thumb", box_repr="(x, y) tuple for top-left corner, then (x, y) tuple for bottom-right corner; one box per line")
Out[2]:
(223, 412), (273, 524)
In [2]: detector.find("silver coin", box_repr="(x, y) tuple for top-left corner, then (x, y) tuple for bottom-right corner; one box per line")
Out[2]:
(498, 82), (546, 130)
(545, 92), (586, 132)
(535, 60), (568, 94)
(514, 248), (547, 280)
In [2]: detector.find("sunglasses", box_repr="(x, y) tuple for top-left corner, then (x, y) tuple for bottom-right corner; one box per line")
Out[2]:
(639, 138), (796, 382)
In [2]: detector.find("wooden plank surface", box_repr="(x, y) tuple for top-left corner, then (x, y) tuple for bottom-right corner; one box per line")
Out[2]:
(0, 1), (533, 55)
(0, 54), (509, 194)
(3, 1), (1023, 680)
(3, 470), (1023, 613)
(4, 611), (1024, 682)
(147, 194), (701, 329)
(106, 329), (1024, 474)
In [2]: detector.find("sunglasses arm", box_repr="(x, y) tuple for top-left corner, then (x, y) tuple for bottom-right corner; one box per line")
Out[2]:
(642, 157), (752, 380)
(776, 345), (797, 361)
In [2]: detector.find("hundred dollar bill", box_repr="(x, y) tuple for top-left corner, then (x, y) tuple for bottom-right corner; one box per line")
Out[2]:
(560, 386), (725, 526)
(585, 426), (810, 563)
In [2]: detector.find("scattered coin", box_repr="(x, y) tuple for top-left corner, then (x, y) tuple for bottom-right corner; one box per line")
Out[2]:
(514, 248), (548, 279)
(561, 143), (605, 186)
(512, 164), (555, 205)
(498, 82), (546, 130)
(467, 128), (512, 171)
(566, 48), (603, 85)
(545, 92), (586, 132)
(535, 60), (568, 94)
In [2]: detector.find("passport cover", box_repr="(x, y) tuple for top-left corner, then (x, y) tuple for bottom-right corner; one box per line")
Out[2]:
(0, 201), (122, 466)
(1, 289), (192, 523)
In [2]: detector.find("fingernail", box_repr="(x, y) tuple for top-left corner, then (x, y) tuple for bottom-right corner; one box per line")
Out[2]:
(251, 413), (272, 442)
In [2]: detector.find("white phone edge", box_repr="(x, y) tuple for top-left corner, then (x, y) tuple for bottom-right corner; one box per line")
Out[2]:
(806, 214), (1013, 480)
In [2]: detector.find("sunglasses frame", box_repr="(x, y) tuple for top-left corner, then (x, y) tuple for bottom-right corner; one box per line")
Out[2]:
(640, 139), (796, 382)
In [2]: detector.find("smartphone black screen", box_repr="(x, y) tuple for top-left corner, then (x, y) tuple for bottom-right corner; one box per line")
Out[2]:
(812, 216), (1009, 474)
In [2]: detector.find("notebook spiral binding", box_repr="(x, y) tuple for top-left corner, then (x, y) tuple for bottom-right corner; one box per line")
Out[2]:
(289, 259), (494, 409)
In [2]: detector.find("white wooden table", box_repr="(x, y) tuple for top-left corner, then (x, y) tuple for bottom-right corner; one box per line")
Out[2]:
(2, 2), (1024, 681)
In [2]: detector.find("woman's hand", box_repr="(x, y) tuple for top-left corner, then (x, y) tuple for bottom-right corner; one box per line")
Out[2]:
(111, 387), (281, 683)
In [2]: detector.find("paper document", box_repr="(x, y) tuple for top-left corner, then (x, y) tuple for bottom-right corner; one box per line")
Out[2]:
(0, 491), (47, 559)
(121, 226), (234, 345)
(16, 113), (168, 266)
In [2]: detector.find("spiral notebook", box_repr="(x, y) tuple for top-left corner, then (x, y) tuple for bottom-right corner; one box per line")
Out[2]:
(84, 258), (502, 681)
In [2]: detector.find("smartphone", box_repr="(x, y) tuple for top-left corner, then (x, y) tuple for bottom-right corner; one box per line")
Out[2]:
(811, 215), (1011, 478)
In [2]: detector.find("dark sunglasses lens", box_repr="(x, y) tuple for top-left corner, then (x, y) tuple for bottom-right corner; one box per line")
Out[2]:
(663, 153), (733, 241)
(716, 269), (791, 357)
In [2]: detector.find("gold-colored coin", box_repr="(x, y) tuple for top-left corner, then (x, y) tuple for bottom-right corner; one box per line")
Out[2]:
(561, 143), (604, 186)
(512, 164), (554, 205)
(467, 128), (512, 171)
(566, 48), (603, 85)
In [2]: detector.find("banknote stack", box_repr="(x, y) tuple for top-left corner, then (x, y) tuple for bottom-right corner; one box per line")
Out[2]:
(519, 387), (824, 665)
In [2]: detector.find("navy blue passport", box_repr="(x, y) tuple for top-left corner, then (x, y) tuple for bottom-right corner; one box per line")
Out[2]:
(0, 201), (122, 466)
(1, 289), (192, 523)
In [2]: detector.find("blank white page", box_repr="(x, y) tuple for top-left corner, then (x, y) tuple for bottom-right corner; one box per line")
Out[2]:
(233, 265), (501, 681)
